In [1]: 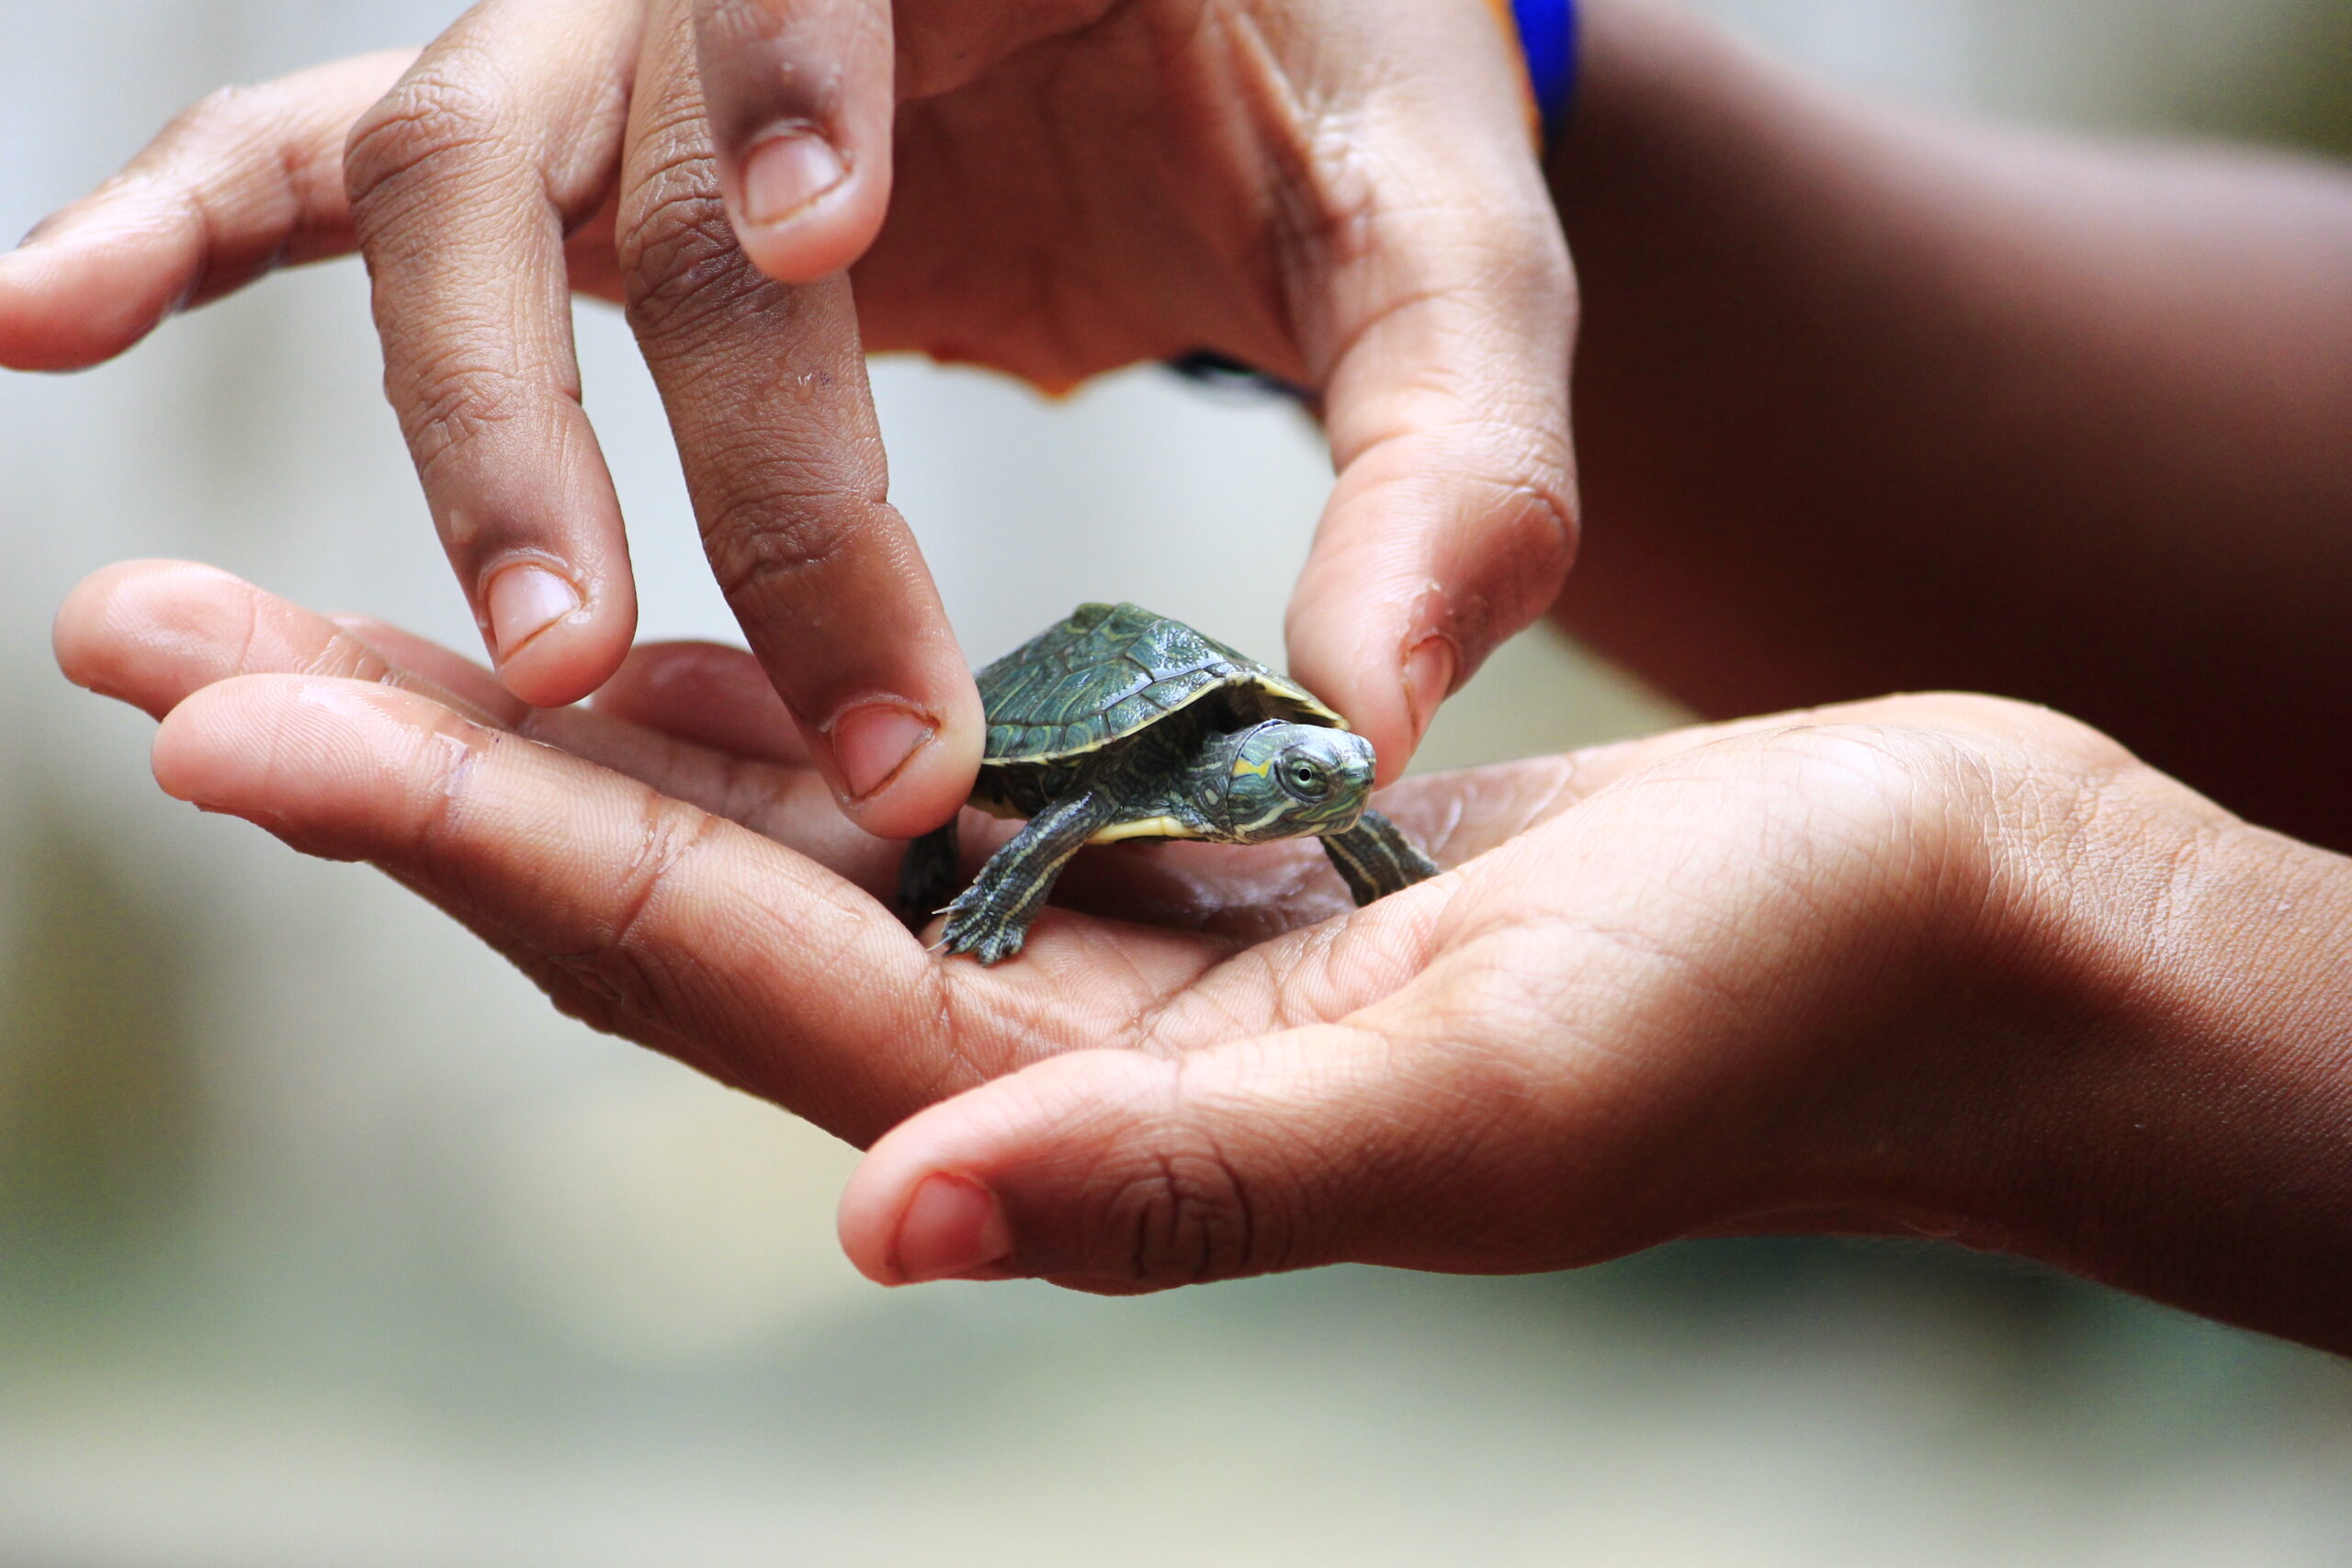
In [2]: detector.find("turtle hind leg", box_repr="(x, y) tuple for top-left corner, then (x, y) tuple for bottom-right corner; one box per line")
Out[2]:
(898, 818), (963, 924)
(1320, 809), (1440, 907)
(939, 789), (1117, 964)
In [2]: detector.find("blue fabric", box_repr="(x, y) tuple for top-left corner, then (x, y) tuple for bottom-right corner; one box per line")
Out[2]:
(1510, 0), (1579, 142)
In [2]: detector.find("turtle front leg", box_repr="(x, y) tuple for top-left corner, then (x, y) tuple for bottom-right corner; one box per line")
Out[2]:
(1320, 809), (1440, 907)
(937, 790), (1117, 964)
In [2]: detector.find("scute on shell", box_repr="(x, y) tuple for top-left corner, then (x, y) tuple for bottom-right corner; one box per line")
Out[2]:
(973, 602), (1342, 766)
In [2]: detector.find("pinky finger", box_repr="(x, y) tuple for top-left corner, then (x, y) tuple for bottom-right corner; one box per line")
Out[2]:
(0, 51), (414, 370)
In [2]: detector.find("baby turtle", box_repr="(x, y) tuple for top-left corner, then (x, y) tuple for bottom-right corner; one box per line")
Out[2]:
(901, 602), (1440, 964)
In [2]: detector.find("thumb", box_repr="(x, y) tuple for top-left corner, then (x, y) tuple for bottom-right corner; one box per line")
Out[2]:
(694, 0), (894, 281)
(837, 1016), (1579, 1292)
(1281, 24), (1579, 784)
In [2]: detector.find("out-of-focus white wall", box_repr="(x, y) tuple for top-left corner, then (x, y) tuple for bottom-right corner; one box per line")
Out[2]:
(3, 5), (2350, 1565)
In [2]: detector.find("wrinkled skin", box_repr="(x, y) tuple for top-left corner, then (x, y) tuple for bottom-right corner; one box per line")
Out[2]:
(0, 0), (1575, 843)
(64, 558), (2352, 1361)
(25, 0), (2352, 1359)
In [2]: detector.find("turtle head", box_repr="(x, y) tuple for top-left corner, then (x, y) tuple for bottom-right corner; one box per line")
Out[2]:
(1216, 722), (1375, 844)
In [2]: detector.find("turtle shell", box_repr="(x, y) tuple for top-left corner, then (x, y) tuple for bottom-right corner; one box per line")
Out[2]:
(976, 602), (1344, 765)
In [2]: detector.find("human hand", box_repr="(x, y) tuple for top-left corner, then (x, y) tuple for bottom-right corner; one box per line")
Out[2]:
(63, 559), (2352, 1354)
(4, 0), (1576, 829)
(1, 12), (978, 841)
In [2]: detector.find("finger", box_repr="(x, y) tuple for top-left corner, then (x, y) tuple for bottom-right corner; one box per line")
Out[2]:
(343, 0), (643, 706)
(56, 559), (919, 894)
(0, 51), (413, 371)
(329, 613), (525, 722)
(691, 0), (892, 283)
(594, 640), (811, 765)
(51, 558), (497, 722)
(691, 0), (1111, 285)
(148, 672), (978, 1136)
(837, 977), (1588, 1290)
(584, 638), (1585, 933)
(618, 0), (984, 839)
(1280, 19), (1579, 785)
(842, 695), (2056, 1291)
(1061, 702), (1963, 942)
(592, 675), (1852, 947)
(57, 558), (1912, 945)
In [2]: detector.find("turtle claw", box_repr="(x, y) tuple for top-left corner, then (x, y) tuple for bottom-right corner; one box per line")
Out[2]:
(935, 897), (1028, 966)
(928, 783), (1109, 964)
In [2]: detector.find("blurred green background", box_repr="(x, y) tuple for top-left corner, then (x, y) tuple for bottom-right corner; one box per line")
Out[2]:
(4, 3), (2350, 1562)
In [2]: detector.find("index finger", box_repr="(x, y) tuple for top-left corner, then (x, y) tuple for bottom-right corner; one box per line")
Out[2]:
(145, 672), (1194, 1143)
(616, 0), (982, 839)
(0, 51), (413, 371)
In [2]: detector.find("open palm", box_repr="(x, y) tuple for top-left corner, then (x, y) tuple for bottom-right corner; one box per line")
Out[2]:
(58, 560), (2159, 1297)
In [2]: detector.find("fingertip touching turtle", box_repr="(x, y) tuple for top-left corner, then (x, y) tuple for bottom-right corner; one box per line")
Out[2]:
(900, 602), (1441, 964)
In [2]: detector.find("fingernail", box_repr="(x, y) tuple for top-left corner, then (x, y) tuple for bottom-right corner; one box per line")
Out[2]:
(828, 702), (933, 800)
(486, 563), (582, 660)
(1403, 637), (1457, 739)
(890, 1172), (1013, 1284)
(741, 128), (847, 227)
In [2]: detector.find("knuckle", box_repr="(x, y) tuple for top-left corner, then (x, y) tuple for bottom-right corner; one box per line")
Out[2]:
(1677, 726), (1961, 886)
(1764, 723), (1973, 815)
(343, 64), (514, 225)
(1411, 423), (1579, 644)
(388, 353), (556, 484)
(1936, 693), (2130, 760)
(1102, 1146), (1267, 1287)
(169, 82), (277, 147)
(542, 790), (719, 1033)
(1471, 435), (1579, 561)
(1084, 1068), (1287, 1287)
(1882, 695), (2161, 850)
(131, 81), (314, 293)
(1279, 110), (1380, 269)
(1462, 199), (1575, 292)
(1751, 722), (2051, 915)
(702, 496), (867, 615)
(1852, 693), (2138, 776)
(619, 161), (763, 347)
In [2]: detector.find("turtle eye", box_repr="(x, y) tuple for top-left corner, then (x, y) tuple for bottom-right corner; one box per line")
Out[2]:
(1282, 757), (1329, 799)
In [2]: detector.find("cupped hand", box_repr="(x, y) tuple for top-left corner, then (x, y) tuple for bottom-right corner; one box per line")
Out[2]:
(56, 559), (2222, 1300)
(4, 0), (1576, 822)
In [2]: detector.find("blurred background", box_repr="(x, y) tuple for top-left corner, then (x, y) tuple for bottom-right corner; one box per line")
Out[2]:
(4, 3), (2351, 1562)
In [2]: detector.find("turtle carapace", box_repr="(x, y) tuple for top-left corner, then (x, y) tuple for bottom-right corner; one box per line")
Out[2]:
(900, 602), (1440, 964)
